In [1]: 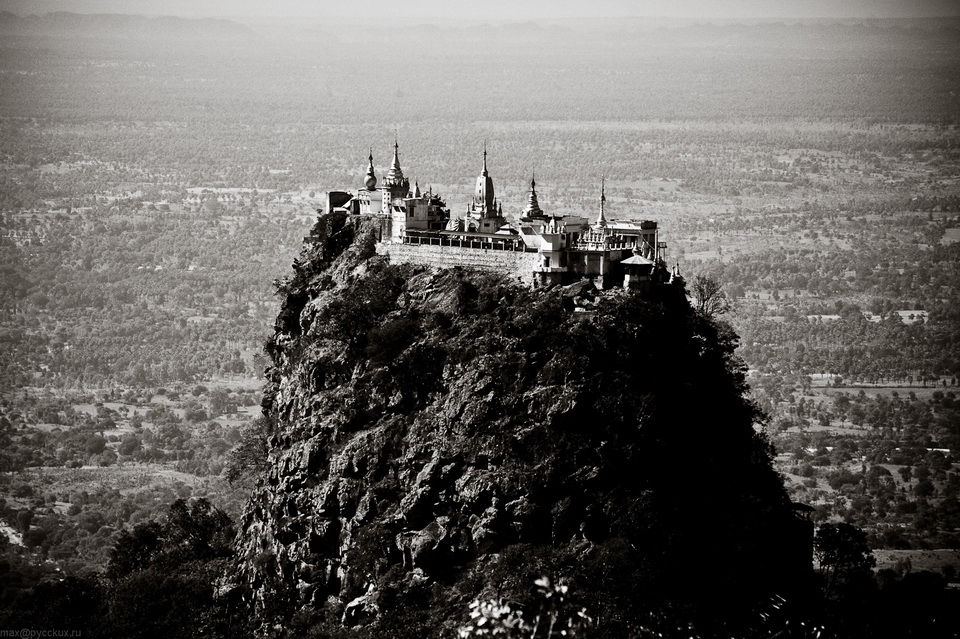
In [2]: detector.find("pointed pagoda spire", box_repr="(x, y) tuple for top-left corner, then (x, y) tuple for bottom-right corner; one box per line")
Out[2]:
(389, 139), (402, 174)
(414, 181), (421, 197)
(473, 143), (496, 216)
(384, 138), (407, 189)
(364, 148), (377, 190)
(521, 172), (544, 219)
(383, 137), (410, 198)
(596, 176), (608, 228)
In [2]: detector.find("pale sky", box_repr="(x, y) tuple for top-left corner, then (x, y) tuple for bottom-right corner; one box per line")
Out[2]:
(2, 0), (958, 20)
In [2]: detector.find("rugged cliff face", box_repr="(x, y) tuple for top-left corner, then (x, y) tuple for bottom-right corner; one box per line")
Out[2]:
(236, 213), (805, 636)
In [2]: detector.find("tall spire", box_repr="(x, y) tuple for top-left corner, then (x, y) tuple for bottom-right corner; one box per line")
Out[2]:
(473, 144), (496, 216)
(364, 148), (377, 190)
(389, 140), (402, 174)
(383, 138), (410, 198)
(596, 176), (608, 228)
(385, 139), (405, 184)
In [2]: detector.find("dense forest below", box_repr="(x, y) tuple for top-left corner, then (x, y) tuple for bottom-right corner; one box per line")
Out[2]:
(1, 11), (959, 637)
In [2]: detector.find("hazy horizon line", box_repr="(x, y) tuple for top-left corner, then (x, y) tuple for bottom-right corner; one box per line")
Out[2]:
(2, 0), (959, 22)
(4, 10), (960, 26)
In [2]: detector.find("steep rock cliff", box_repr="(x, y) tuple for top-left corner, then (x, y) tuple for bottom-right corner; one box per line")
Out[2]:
(236, 213), (806, 636)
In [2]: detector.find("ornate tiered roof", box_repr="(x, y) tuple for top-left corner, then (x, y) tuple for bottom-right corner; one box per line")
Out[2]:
(521, 174), (544, 219)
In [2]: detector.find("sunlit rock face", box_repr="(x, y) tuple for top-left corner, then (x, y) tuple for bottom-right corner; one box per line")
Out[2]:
(236, 212), (806, 636)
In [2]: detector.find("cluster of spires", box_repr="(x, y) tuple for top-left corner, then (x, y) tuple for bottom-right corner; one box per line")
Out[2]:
(366, 141), (420, 197)
(362, 142), (612, 229)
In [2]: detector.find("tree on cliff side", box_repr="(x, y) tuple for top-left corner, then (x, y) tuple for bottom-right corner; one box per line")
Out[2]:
(815, 522), (876, 595)
(236, 213), (811, 638)
(691, 274), (732, 318)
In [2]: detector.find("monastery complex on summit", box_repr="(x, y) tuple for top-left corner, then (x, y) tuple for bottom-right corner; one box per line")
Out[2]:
(324, 142), (682, 289)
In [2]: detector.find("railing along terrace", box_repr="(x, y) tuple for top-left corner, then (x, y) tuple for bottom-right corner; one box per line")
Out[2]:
(574, 239), (638, 251)
(402, 233), (533, 252)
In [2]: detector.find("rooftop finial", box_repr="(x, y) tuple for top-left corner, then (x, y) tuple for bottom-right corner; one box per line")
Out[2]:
(364, 148), (377, 190)
(481, 141), (488, 176)
(596, 176), (608, 228)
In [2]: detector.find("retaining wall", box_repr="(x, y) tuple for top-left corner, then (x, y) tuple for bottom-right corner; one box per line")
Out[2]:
(376, 242), (543, 285)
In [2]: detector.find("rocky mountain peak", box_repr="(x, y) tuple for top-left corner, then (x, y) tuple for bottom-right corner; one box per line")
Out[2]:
(235, 212), (809, 636)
